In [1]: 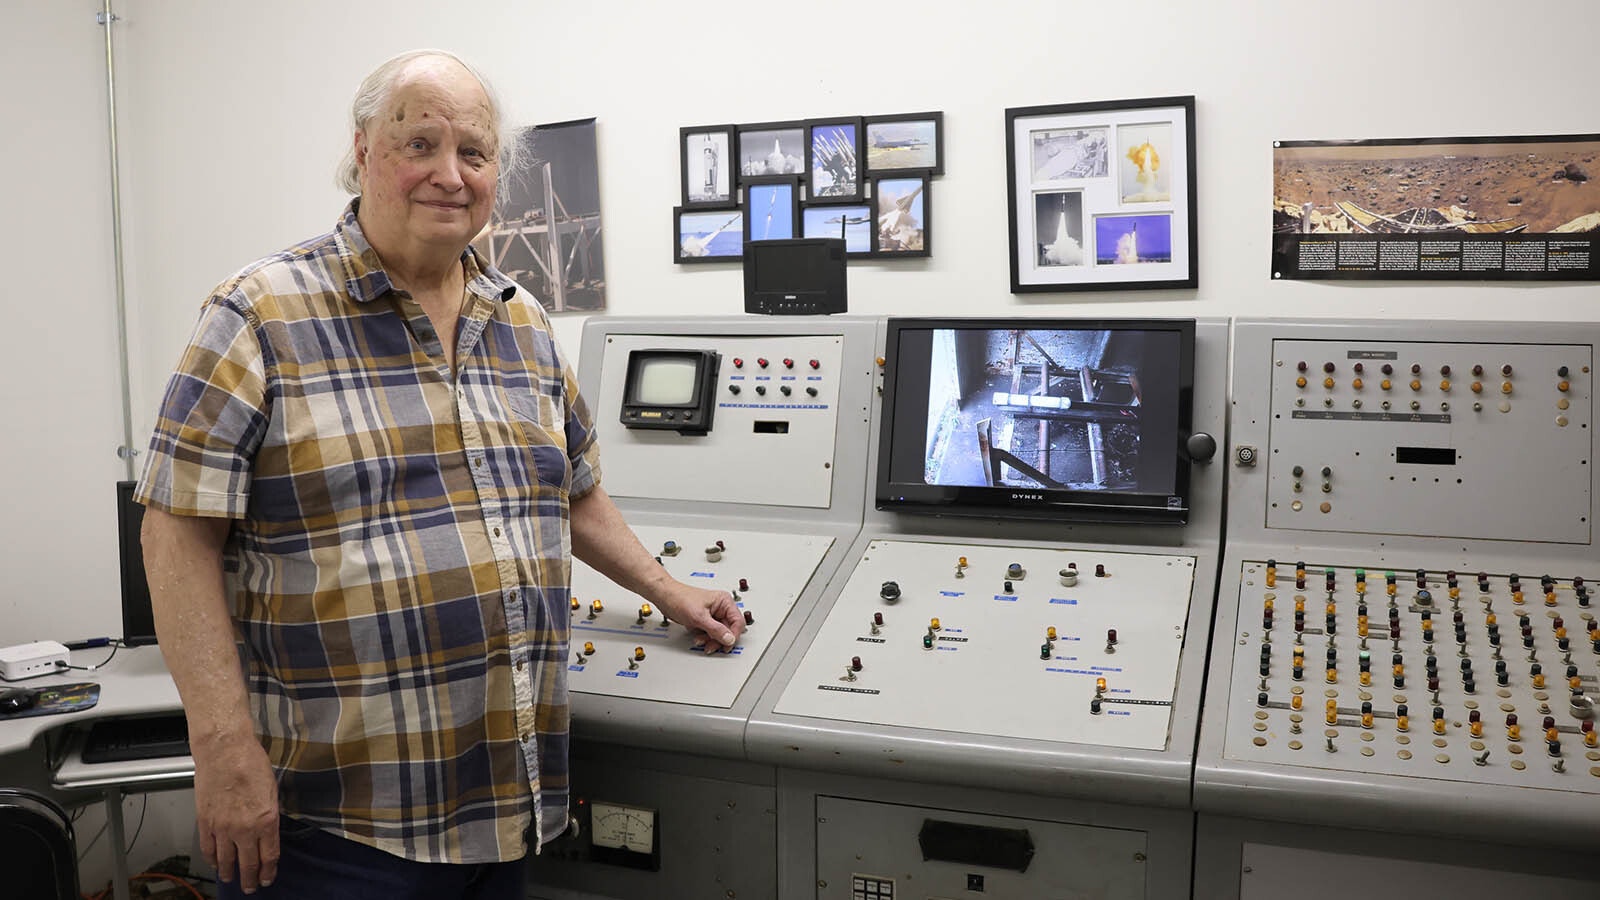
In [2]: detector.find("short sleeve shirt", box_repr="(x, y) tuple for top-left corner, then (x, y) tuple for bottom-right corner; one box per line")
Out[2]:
(135, 201), (598, 863)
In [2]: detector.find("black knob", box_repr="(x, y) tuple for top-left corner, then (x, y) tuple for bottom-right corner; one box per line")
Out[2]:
(1185, 432), (1217, 462)
(879, 581), (901, 602)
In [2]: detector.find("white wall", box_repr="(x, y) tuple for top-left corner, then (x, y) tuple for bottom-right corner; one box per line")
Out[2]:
(0, 0), (126, 644)
(3, 0), (1597, 883)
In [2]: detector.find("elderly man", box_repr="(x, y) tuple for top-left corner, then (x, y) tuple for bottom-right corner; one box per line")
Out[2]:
(136, 49), (743, 898)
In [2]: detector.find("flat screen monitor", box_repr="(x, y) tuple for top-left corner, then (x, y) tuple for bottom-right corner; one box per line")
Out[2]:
(743, 238), (847, 315)
(116, 481), (157, 645)
(876, 318), (1195, 524)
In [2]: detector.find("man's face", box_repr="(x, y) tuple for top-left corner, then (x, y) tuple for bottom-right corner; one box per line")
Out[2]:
(355, 59), (498, 258)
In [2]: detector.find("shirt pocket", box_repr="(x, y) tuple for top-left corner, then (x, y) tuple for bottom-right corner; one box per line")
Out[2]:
(505, 386), (572, 492)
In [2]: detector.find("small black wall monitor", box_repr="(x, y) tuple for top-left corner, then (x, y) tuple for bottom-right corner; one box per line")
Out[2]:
(743, 238), (847, 316)
(620, 349), (721, 435)
(877, 317), (1196, 524)
(116, 481), (157, 646)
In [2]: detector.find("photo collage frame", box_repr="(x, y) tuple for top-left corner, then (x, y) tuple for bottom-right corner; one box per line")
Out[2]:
(675, 112), (943, 264)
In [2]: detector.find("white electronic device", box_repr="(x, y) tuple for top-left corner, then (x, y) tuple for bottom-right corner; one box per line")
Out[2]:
(0, 640), (69, 681)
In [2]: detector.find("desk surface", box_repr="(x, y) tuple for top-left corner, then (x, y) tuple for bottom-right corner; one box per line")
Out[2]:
(0, 645), (189, 786)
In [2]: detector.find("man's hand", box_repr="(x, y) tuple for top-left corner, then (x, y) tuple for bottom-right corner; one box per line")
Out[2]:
(654, 581), (746, 653)
(192, 732), (280, 893)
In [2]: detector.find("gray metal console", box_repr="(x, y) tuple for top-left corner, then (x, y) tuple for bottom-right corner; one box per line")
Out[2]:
(749, 317), (1229, 900)
(1194, 318), (1600, 899)
(528, 316), (880, 900)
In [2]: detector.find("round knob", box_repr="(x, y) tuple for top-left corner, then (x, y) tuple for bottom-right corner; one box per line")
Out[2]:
(880, 581), (901, 601)
(728, 384), (741, 395)
(1186, 432), (1217, 462)
(742, 609), (754, 625)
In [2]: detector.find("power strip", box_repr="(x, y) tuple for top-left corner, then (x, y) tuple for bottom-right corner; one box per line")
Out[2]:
(0, 640), (69, 680)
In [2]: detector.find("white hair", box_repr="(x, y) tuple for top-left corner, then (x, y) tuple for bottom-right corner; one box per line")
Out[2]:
(335, 49), (523, 201)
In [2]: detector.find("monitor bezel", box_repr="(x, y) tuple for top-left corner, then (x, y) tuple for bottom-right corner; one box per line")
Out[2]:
(874, 316), (1197, 525)
(619, 349), (720, 434)
(742, 237), (847, 315)
(116, 480), (157, 646)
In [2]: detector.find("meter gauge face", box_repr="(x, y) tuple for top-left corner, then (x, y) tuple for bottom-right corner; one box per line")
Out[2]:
(589, 802), (656, 856)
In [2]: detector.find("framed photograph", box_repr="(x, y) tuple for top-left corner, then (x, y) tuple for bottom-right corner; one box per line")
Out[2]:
(737, 120), (806, 179)
(871, 174), (930, 257)
(864, 111), (944, 175)
(802, 202), (872, 256)
(1005, 96), (1196, 292)
(743, 175), (801, 243)
(674, 207), (745, 264)
(806, 117), (864, 202)
(681, 124), (736, 208)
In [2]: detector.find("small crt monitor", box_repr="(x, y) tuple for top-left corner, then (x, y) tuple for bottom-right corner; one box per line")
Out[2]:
(620, 349), (721, 435)
(876, 317), (1196, 524)
(743, 238), (847, 316)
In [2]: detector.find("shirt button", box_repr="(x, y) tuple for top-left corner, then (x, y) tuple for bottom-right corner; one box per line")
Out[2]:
(493, 527), (502, 537)
(457, 388), (466, 399)
(474, 457), (484, 468)
(516, 659), (524, 672)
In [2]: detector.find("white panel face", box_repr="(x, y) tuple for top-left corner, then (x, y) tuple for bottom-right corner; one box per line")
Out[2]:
(1222, 560), (1600, 794)
(593, 334), (847, 508)
(1263, 339), (1592, 543)
(1240, 844), (1600, 900)
(569, 525), (832, 708)
(775, 539), (1196, 750)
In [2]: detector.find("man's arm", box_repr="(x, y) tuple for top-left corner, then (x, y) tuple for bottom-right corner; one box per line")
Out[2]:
(141, 507), (279, 894)
(568, 486), (745, 652)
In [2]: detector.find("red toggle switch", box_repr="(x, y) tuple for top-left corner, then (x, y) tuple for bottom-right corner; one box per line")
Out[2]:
(783, 358), (794, 368)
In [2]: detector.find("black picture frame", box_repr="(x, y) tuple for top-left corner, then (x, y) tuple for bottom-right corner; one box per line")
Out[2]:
(871, 174), (930, 258)
(674, 206), (745, 264)
(742, 175), (802, 244)
(681, 124), (737, 209)
(1005, 95), (1197, 293)
(801, 201), (872, 257)
(805, 117), (864, 203)
(863, 111), (944, 176)
(736, 120), (807, 180)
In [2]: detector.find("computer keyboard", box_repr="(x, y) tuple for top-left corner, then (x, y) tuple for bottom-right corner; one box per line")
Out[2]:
(81, 714), (190, 764)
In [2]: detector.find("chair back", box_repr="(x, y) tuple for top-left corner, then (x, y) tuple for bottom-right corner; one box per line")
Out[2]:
(0, 789), (78, 900)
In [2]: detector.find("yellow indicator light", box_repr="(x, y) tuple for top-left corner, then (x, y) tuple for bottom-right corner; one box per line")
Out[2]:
(583, 642), (595, 655)
(1362, 712), (1374, 729)
(1263, 598), (1275, 612)
(1507, 724), (1521, 741)
(1393, 663), (1405, 678)
(1471, 381), (1483, 393)
(1557, 626), (1569, 640)
(1470, 721), (1483, 738)
(1096, 677), (1107, 694)
(1587, 732), (1598, 748)
(930, 617), (941, 631)
(1266, 572), (1277, 587)
(1352, 377), (1364, 390)
(634, 647), (646, 661)
(1433, 718), (1446, 735)
(1323, 377), (1335, 390)
(591, 599), (604, 613)
(1448, 587), (1460, 600)
(1546, 727), (1561, 744)
(1294, 598), (1306, 613)
(1296, 376), (1308, 388)
(1396, 715), (1409, 732)
(1359, 671), (1371, 686)
(1410, 380), (1422, 392)
(957, 556), (968, 567)
(1534, 674), (1547, 689)
(1439, 379), (1451, 392)
(1512, 590), (1525, 605)
(1326, 602), (1337, 616)
(639, 603), (653, 618)
(1326, 700), (1339, 725)
(571, 598), (580, 611)
(1485, 614), (1497, 627)
(1386, 583), (1397, 597)
(1047, 626), (1058, 641)
(1291, 695), (1303, 711)
(1380, 379), (1392, 391)
(1326, 668), (1338, 684)
(1572, 676), (1584, 691)
(1546, 592), (1559, 607)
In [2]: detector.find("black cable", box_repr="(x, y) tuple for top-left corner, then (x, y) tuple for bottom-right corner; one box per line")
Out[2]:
(58, 640), (123, 672)
(124, 793), (148, 855)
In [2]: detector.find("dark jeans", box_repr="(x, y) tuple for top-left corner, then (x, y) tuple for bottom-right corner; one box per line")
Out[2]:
(217, 816), (527, 900)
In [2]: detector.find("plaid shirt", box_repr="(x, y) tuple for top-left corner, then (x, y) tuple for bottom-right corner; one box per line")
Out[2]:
(135, 202), (598, 863)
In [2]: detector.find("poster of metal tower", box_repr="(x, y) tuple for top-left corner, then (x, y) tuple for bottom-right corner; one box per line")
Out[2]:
(476, 117), (606, 312)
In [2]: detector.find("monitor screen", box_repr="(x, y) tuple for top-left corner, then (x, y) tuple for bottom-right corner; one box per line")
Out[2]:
(116, 481), (157, 645)
(632, 355), (700, 405)
(876, 318), (1195, 524)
